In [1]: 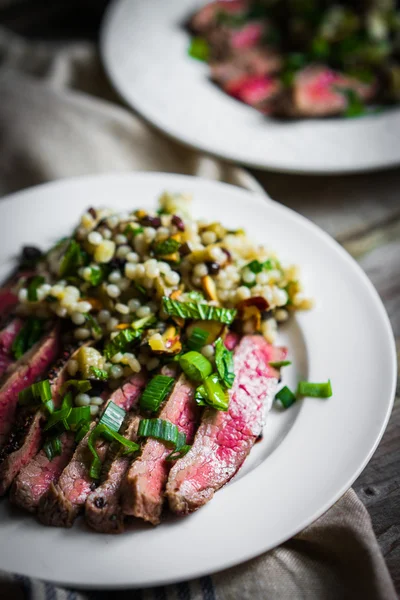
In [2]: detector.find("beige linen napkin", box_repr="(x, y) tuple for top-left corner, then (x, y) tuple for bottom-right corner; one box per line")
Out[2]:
(0, 28), (396, 600)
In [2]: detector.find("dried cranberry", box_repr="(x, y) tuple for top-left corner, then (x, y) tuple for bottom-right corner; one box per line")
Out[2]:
(141, 216), (161, 228)
(206, 261), (220, 275)
(179, 242), (191, 257)
(172, 215), (185, 231)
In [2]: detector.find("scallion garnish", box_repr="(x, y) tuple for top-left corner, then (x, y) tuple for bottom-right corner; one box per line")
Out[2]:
(124, 224), (144, 236)
(137, 418), (190, 460)
(43, 437), (62, 461)
(188, 36), (210, 62)
(245, 259), (276, 274)
(131, 315), (156, 330)
(186, 291), (205, 302)
(59, 239), (87, 278)
(84, 313), (102, 336)
(195, 373), (230, 411)
(27, 276), (45, 302)
(134, 282), (147, 296)
(187, 327), (209, 351)
(75, 421), (90, 443)
(297, 380), (332, 398)
(104, 328), (142, 360)
(99, 401), (126, 431)
(275, 386), (297, 409)
(179, 351), (213, 383)
(214, 338), (235, 389)
(11, 317), (44, 360)
(18, 379), (53, 411)
(154, 238), (181, 256)
(269, 360), (292, 368)
(60, 379), (92, 395)
(163, 297), (237, 325)
(44, 394), (73, 432)
(89, 366), (109, 381)
(87, 265), (109, 286)
(140, 375), (174, 413)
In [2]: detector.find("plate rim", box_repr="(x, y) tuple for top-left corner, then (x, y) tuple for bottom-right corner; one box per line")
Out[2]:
(99, 0), (400, 175)
(0, 172), (396, 589)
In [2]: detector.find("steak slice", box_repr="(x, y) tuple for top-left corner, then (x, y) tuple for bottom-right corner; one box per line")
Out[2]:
(121, 374), (200, 526)
(189, 0), (248, 34)
(37, 372), (146, 528)
(0, 325), (60, 446)
(0, 317), (23, 377)
(0, 344), (78, 496)
(85, 413), (141, 534)
(10, 431), (76, 512)
(166, 335), (287, 515)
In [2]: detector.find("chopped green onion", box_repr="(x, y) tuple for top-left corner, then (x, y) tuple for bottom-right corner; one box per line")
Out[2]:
(67, 406), (91, 430)
(44, 402), (72, 432)
(214, 338), (235, 388)
(163, 297), (236, 325)
(11, 317), (44, 360)
(84, 313), (102, 336)
(75, 421), (90, 443)
(89, 366), (109, 381)
(246, 259), (276, 274)
(188, 37), (210, 62)
(134, 282), (147, 296)
(166, 445), (191, 461)
(187, 327), (209, 351)
(86, 265), (109, 286)
(104, 328), (142, 360)
(18, 379), (52, 409)
(27, 276), (45, 302)
(59, 239), (87, 278)
(186, 291), (205, 302)
(275, 386), (297, 409)
(179, 351), (213, 382)
(140, 375), (174, 413)
(60, 379), (91, 395)
(269, 360), (292, 368)
(124, 224), (144, 236)
(297, 380), (332, 398)
(99, 401), (126, 431)
(138, 418), (189, 457)
(131, 315), (156, 330)
(195, 373), (229, 411)
(43, 437), (62, 461)
(154, 238), (181, 256)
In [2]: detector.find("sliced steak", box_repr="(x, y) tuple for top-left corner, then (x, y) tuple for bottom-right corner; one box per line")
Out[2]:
(0, 344), (78, 496)
(189, 0), (248, 34)
(0, 325), (60, 446)
(38, 372), (146, 528)
(85, 413), (141, 534)
(121, 374), (200, 526)
(166, 335), (287, 515)
(10, 431), (76, 512)
(0, 317), (23, 377)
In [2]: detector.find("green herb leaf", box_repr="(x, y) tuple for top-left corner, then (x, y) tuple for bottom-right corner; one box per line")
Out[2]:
(187, 327), (209, 351)
(43, 437), (62, 461)
(188, 37), (210, 62)
(86, 265), (110, 286)
(104, 328), (142, 360)
(124, 224), (144, 236)
(59, 239), (88, 278)
(131, 315), (156, 330)
(19, 379), (52, 409)
(275, 386), (296, 409)
(179, 351), (213, 382)
(297, 380), (332, 398)
(138, 418), (189, 460)
(195, 372), (230, 411)
(163, 297), (236, 325)
(214, 338), (235, 388)
(89, 366), (109, 381)
(154, 238), (181, 256)
(27, 276), (45, 302)
(11, 317), (44, 360)
(269, 360), (292, 368)
(84, 313), (102, 336)
(140, 375), (175, 413)
(60, 379), (92, 395)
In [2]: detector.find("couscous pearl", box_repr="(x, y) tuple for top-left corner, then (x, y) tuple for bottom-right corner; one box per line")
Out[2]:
(143, 227), (156, 242)
(157, 227), (170, 239)
(108, 270), (122, 283)
(236, 286), (251, 301)
(74, 327), (91, 340)
(115, 234), (128, 245)
(136, 305), (151, 318)
(75, 393), (91, 407)
(275, 309), (289, 322)
(111, 352), (124, 364)
(118, 278), (130, 292)
(56, 306), (68, 318)
(71, 311), (86, 326)
(242, 269), (256, 284)
(158, 262), (171, 274)
(201, 231), (217, 245)
(90, 396), (104, 406)
(193, 263), (208, 278)
(51, 284), (65, 298)
(201, 345), (215, 359)
(116, 245), (130, 259)
(88, 231), (103, 246)
(98, 309), (111, 323)
(81, 212), (94, 229)
(128, 299), (141, 312)
(135, 264), (145, 277)
(18, 289), (28, 303)
(257, 272), (270, 285)
(121, 352), (135, 365)
(94, 240), (115, 264)
(107, 215), (119, 228)
(82, 267), (92, 281)
(110, 365), (124, 379)
(107, 284), (121, 298)
(115, 303), (129, 315)
(40, 283), (52, 295)
(128, 357), (141, 373)
(192, 276), (202, 287)
(102, 228), (112, 239)
(90, 405), (100, 417)
(75, 301), (92, 313)
(125, 263), (137, 280)
(127, 252), (139, 263)
(145, 264), (159, 278)
(107, 317), (119, 332)
(67, 359), (79, 377)
(166, 271), (180, 286)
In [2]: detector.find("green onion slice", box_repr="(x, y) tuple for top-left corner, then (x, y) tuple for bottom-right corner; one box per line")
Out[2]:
(185, 291), (205, 302)
(89, 366), (109, 381)
(86, 265), (109, 286)
(104, 328), (142, 360)
(195, 373), (230, 411)
(188, 37), (210, 62)
(60, 379), (91, 395)
(179, 351), (212, 383)
(124, 224), (144, 236)
(43, 437), (62, 461)
(131, 315), (156, 330)
(163, 297), (236, 325)
(99, 401), (126, 431)
(27, 276), (45, 302)
(59, 239), (87, 278)
(246, 259), (277, 274)
(214, 338), (235, 389)
(137, 418), (189, 460)
(84, 313), (102, 336)
(11, 317), (44, 360)
(19, 379), (52, 410)
(297, 380), (332, 398)
(140, 375), (174, 413)
(187, 327), (209, 351)
(75, 421), (90, 443)
(154, 238), (181, 256)
(269, 360), (292, 368)
(275, 386), (297, 409)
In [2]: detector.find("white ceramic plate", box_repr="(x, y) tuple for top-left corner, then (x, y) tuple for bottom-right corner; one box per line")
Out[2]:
(101, 0), (400, 174)
(0, 173), (396, 589)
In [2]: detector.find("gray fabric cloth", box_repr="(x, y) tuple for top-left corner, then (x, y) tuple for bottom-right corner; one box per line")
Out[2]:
(0, 28), (396, 600)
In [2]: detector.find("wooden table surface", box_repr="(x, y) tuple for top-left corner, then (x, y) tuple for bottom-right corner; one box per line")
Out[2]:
(0, 0), (399, 593)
